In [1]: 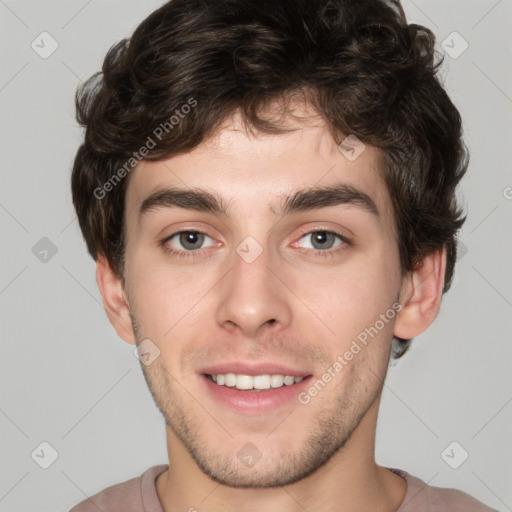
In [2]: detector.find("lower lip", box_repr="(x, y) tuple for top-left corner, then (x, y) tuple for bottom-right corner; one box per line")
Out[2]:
(200, 374), (313, 414)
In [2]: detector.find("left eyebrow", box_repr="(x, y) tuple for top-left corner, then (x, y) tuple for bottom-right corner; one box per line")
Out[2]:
(279, 183), (379, 217)
(138, 182), (380, 219)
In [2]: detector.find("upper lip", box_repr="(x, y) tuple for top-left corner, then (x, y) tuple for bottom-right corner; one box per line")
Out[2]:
(198, 362), (312, 378)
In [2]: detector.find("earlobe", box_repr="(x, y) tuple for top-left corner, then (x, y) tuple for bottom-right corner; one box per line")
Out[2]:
(95, 254), (136, 345)
(393, 248), (447, 340)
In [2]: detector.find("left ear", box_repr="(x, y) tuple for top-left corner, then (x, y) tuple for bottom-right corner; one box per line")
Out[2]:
(393, 248), (447, 340)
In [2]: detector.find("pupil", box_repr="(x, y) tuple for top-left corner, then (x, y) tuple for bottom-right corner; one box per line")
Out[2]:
(313, 231), (333, 249)
(181, 232), (202, 249)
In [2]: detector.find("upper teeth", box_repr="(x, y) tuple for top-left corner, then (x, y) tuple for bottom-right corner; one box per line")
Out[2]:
(211, 374), (303, 390)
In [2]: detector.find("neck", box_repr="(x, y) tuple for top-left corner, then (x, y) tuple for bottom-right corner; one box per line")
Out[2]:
(156, 397), (407, 512)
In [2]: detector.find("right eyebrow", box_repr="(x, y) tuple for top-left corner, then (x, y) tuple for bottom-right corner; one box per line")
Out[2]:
(139, 187), (232, 219)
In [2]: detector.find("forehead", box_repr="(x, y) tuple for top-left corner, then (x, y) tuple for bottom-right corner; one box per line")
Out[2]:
(124, 108), (394, 228)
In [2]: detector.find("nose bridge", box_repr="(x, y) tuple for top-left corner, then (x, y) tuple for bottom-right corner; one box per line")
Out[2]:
(215, 236), (291, 334)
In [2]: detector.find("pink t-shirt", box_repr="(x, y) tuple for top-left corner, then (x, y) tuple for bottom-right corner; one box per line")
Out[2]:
(69, 464), (497, 511)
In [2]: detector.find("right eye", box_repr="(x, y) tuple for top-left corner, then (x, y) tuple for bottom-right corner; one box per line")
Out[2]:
(161, 230), (215, 257)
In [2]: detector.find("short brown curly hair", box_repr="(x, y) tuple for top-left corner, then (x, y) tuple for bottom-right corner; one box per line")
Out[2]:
(71, 0), (468, 357)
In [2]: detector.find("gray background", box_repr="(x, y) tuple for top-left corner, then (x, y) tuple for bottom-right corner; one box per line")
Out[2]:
(0, 0), (511, 510)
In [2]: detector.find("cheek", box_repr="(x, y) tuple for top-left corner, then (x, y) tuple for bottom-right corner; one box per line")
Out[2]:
(125, 253), (201, 338)
(291, 250), (401, 350)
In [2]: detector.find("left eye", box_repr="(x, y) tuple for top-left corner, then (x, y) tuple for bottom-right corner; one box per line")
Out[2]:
(296, 231), (344, 251)
(167, 231), (214, 251)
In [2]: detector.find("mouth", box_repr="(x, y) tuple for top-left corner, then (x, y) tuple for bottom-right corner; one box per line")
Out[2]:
(204, 373), (305, 391)
(199, 366), (313, 414)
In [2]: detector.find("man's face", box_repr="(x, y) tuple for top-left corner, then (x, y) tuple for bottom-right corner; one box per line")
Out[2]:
(122, 108), (403, 487)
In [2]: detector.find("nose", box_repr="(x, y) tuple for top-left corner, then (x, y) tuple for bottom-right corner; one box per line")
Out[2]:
(215, 244), (292, 337)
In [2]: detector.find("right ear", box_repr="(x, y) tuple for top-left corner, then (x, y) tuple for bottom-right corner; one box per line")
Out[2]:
(95, 254), (136, 345)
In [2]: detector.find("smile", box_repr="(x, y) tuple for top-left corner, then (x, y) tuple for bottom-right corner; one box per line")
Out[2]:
(206, 373), (304, 390)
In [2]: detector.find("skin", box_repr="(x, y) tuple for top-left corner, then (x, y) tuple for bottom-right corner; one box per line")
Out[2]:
(96, 102), (446, 512)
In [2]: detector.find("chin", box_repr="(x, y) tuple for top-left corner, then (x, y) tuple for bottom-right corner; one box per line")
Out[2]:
(193, 455), (317, 488)
(184, 422), (351, 489)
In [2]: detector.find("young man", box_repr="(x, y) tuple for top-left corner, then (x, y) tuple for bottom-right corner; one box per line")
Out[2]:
(69, 0), (497, 510)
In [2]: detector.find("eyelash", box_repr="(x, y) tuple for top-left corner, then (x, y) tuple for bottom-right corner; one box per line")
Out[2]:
(159, 229), (351, 260)
(159, 231), (207, 259)
(296, 229), (351, 258)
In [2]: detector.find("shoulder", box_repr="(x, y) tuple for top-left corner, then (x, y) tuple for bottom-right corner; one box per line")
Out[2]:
(389, 468), (498, 512)
(69, 464), (168, 512)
